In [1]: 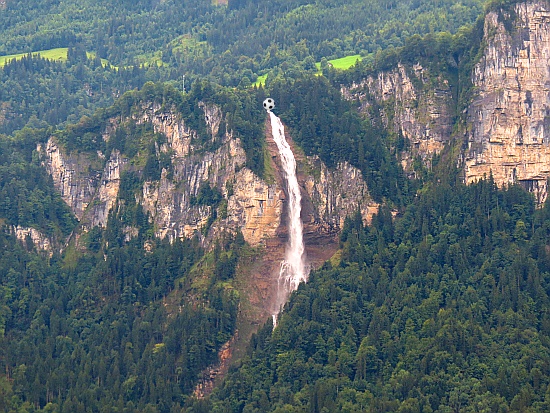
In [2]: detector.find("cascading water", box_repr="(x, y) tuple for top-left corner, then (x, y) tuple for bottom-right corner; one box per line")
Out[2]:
(268, 111), (308, 326)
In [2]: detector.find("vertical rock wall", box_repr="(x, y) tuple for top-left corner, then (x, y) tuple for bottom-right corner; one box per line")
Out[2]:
(342, 63), (454, 174)
(465, 1), (550, 203)
(39, 138), (127, 228)
(303, 157), (378, 234)
(89, 150), (127, 228)
(42, 102), (375, 248)
(12, 226), (52, 254)
(39, 138), (100, 221)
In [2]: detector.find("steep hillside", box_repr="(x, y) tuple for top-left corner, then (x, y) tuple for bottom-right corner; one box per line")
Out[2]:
(0, 0), (489, 138)
(197, 1), (550, 412)
(465, 0), (550, 203)
(340, 0), (550, 204)
(207, 176), (550, 413)
(0, 73), (391, 411)
(5, 1), (550, 412)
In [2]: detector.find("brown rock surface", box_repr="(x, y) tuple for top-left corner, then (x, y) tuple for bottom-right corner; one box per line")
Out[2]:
(465, 1), (550, 203)
(12, 226), (53, 254)
(342, 63), (454, 174)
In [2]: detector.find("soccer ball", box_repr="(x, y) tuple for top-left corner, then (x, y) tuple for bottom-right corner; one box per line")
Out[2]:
(263, 98), (275, 111)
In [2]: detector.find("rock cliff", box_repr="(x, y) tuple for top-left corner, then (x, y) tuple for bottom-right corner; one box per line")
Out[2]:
(303, 157), (378, 233)
(42, 102), (374, 249)
(342, 63), (454, 174)
(38, 139), (126, 229)
(12, 225), (52, 254)
(39, 138), (100, 221)
(341, 1), (550, 203)
(40, 102), (376, 351)
(465, 1), (550, 203)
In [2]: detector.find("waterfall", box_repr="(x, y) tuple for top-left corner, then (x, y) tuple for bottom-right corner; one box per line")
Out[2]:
(268, 111), (308, 326)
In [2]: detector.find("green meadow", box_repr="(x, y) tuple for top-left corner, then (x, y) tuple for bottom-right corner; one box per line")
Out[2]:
(253, 54), (363, 86)
(0, 47), (68, 67)
(252, 74), (268, 87)
(0, 47), (113, 68)
(315, 54), (362, 70)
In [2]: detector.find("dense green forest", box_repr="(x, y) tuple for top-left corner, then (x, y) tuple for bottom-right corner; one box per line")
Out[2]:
(0, 126), (76, 237)
(0, 117), (243, 412)
(0, 48), (152, 135)
(0, 0), (486, 116)
(2, 0), (550, 412)
(0, 222), (240, 412)
(203, 177), (550, 413)
(0, 0), (485, 70)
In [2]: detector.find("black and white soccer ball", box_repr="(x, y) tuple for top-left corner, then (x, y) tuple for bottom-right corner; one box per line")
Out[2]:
(263, 98), (275, 111)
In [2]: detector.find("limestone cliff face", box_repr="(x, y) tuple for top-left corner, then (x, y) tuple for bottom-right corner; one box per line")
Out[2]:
(222, 168), (282, 245)
(39, 139), (126, 228)
(135, 102), (280, 244)
(138, 104), (195, 158)
(303, 157), (378, 233)
(39, 138), (100, 221)
(139, 104), (372, 246)
(139, 131), (255, 242)
(12, 226), (52, 254)
(342, 63), (454, 173)
(465, 1), (550, 203)
(89, 150), (127, 228)
(42, 101), (373, 249)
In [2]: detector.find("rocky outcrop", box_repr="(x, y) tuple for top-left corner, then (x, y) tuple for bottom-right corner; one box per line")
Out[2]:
(140, 135), (254, 242)
(89, 150), (127, 227)
(42, 101), (374, 249)
(13, 226), (52, 254)
(39, 139), (127, 228)
(303, 157), (378, 232)
(223, 168), (282, 245)
(39, 138), (100, 221)
(136, 102), (271, 242)
(465, 1), (550, 203)
(200, 102), (223, 139)
(139, 104), (195, 158)
(342, 63), (454, 174)
(131, 103), (375, 246)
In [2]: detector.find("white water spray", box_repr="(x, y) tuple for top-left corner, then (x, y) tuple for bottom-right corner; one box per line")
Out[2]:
(268, 111), (308, 326)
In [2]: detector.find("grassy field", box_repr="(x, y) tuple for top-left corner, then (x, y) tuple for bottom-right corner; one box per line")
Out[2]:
(252, 74), (268, 87)
(252, 54), (364, 86)
(0, 47), (68, 67)
(0, 47), (114, 68)
(86, 52), (115, 68)
(315, 54), (362, 70)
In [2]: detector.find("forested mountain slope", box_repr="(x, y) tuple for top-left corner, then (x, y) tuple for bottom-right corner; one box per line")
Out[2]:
(3, 0), (550, 412)
(0, 0), (485, 71)
(0, 0), (486, 136)
(0, 73), (399, 412)
(201, 1), (550, 412)
(206, 178), (550, 413)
